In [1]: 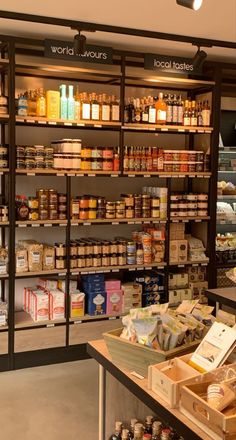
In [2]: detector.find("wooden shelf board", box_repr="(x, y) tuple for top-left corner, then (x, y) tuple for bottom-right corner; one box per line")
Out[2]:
(16, 169), (121, 176)
(71, 262), (166, 275)
(16, 220), (67, 226)
(15, 115), (121, 127)
(15, 310), (66, 329)
(71, 217), (166, 225)
(122, 123), (213, 133)
(15, 269), (67, 278)
(169, 260), (209, 266)
(70, 313), (125, 323)
(123, 171), (211, 178)
(171, 216), (210, 222)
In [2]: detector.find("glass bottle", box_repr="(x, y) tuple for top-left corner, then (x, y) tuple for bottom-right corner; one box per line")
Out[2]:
(202, 100), (211, 126)
(36, 88), (46, 117)
(81, 92), (91, 120)
(133, 423), (143, 440)
(128, 418), (138, 439)
(166, 94), (173, 125)
(141, 98), (149, 123)
(111, 95), (120, 121)
(59, 84), (68, 120)
(134, 147), (141, 172)
(124, 98), (130, 123)
(141, 147), (147, 172)
(144, 416), (153, 434)
(128, 146), (135, 171)
(113, 147), (120, 171)
(197, 101), (203, 126)
(183, 100), (190, 126)
(148, 97), (156, 124)
(152, 147), (158, 172)
(110, 422), (122, 440)
(136, 243), (144, 264)
(177, 95), (184, 125)
(27, 90), (37, 117)
(130, 97), (136, 123)
(18, 93), (28, 116)
(135, 98), (142, 123)
(172, 94), (178, 125)
(152, 421), (162, 439)
(91, 92), (100, 121)
(146, 147), (153, 172)
(157, 149), (164, 171)
(74, 85), (81, 120)
(101, 93), (110, 121)
(156, 92), (167, 125)
(67, 85), (75, 120)
(191, 100), (198, 126)
(122, 429), (129, 440)
(123, 146), (129, 172)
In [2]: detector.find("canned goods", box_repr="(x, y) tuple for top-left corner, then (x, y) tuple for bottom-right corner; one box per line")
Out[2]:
(127, 253), (136, 265)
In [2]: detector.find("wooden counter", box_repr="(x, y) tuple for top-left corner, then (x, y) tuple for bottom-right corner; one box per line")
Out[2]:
(206, 287), (236, 310)
(87, 339), (213, 440)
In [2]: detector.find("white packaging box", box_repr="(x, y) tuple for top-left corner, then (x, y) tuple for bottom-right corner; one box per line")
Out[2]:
(49, 290), (65, 320)
(31, 291), (49, 322)
(169, 289), (181, 304)
(37, 278), (58, 291)
(176, 273), (189, 288)
(58, 279), (78, 293)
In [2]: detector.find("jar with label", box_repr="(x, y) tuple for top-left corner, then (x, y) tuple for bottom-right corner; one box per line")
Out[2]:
(134, 196), (142, 208)
(55, 243), (66, 257)
(118, 253), (126, 265)
(78, 243), (86, 256)
(16, 195), (29, 220)
(102, 241), (110, 254)
(79, 196), (89, 209)
(142, 208), (151, 218)
(110, 253), (118, 266)
(151, 197), (160, 208)
(37, 189), (49, 205)
(79, 208), (88, 220)
(91, 158), (103, 171)
(25, 158), (35, 169)
(97, 208), (105, 219)
(48, 189), (58, 205)
(106, 209), (115, 219)
(93, 243), (102, 254)
(16, 146), (25, 158)
(122, 194), (134, 208)
(103, 159), (113, 172)
(39, 206), (48, 220)
(85, 243), (93, 256)
(142, 195), (151, 208)
(134, 208), (142, 218)
(70, 242), (78, 257)
(49, 206), (58, 220)
(127, 241), (136, 254)
(71, 198), (80, 219)
(97, 197), (106, 208)
(58, 204), (66, 213)
(28, 197), (39, 210)
(35, 157), (45, 169)
(81, 158), (91, 171)
(188, 163), (196, 172)
(151, 208), (160, 218)
(70, 257), (77, 269)
(117, 241), (126, 254)
(88, 208), (97, 219)
(102, 254), (110, 267)
(91, 147), (103, 159)
(85, 255), (93, 267)
(88, 197), (97, 209)
(77, 256), (85, 268)
(103, 148), (114, 159)
(56, 256), (66, 269)
(110, 241), (118, 254)
(195, 163), (204, 172)
(81, 147), (92, 158)
(58, 212), (66, 220)
(25, 146), (36, 157)
(116, 208), (125, 219)
(127, 253), (136, 265)
(136, 244), (144, 265)
(93, 254), (102, 267)
(125, 208), (134, 218)
(29, 209), (39, 221)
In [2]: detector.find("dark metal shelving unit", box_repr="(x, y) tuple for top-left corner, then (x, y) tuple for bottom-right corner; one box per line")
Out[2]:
(0, 30), (222, 375)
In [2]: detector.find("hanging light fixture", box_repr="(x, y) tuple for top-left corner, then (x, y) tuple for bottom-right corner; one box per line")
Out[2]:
(176, 0), (203, 10)
(192, 46), (207, 68)
(73, 30), (87, 55)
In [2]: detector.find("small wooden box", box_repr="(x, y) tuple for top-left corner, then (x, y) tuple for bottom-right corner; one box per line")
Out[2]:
(103, 328), (200, 377)
(180, 377), (236, 440)
(148, 356), (199, 408)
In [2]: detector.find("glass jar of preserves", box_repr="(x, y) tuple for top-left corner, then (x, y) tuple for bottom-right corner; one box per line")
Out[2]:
(71, 198), (80, 219)
(49, 189), (58, 204)
(56, 256), (66, 269)
(55, 243), (66, 257)
(28, 197), (39, 210)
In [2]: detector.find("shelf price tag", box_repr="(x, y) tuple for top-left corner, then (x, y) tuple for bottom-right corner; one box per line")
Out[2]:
(112, 222), (119, 225)
(109, 316), (116, 320)
(46, 323), (55, 328)
(135, 221), (142, 225)
(88, 174), (96, 177)
(74, 320), (82, 325)
(38, 120), (47, 124)
(161, 128), (168, 132)
(26, 119), (35, 123)
(48, 121), (57, 125)
(64, 122), (72, 126)
(94, 124), (102, 128)
(144, 266), (152, 270)
(111, 174), (118, 178)
(144, 175), (151, 178)
(77, 123), (85, 127)
(178, 129), (185, 132)
(128, 221), (135, 225)
(189, 130), (196, 133)
(83, 222), (91, 226)
(45, 224), (52, 227)
(32, 224), (40, 227)
(112, 269), (119, 273)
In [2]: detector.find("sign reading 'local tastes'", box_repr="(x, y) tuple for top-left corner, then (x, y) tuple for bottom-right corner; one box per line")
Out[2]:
(144, 54), (202, 75)
(44, 39), (113, 64)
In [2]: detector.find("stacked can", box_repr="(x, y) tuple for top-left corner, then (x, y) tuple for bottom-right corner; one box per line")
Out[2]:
(142, 233), (152, 264)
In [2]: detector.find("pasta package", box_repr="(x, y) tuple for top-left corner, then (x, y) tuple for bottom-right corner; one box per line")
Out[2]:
(43, 245), (55, 270)
(28, 243), (43, 272)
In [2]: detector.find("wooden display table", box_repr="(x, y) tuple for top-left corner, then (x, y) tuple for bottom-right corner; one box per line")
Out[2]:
(206, 287), (236, 311)
(87, 339), (213, 440)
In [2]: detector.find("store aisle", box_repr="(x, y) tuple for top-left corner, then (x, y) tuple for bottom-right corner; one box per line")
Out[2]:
(0, 359), (98, 440)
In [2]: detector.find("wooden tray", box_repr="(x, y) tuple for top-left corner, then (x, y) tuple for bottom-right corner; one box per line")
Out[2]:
(103, 328), (201, 377)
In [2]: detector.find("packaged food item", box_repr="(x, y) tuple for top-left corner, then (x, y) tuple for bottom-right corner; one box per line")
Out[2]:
(27, 243), (43, 272)
(132, 317), (159, 347)
(15, 246), (28, 273)
(49, 290), (65, 320)
(70, 291), (85, 317)
(43, 246), (55, 270)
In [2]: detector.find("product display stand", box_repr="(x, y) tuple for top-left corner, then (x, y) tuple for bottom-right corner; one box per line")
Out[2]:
(87, 340), (213, 440)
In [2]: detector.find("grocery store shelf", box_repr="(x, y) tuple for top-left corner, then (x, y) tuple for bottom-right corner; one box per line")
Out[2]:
(16, 220), (67, 227)
(0, 115), (9, 123)
(0, 168), (9, 174)
(16, 169), (121, 177)
(15, 269), (67, 279)
(169, 259), (209, 267)
(70, 313), (124, 324)
(71, 262), (167, 275)
(217, 219), (236, 225)
(15, 116), (121, 130)
(15, 310), (66, 329)
(71, 217), (167, 226)
(216, 261), (236, 268)
(0, 221), (9, 226)
(122, 123), (213, 133)
(171, 216), (210, 222)
(217, 195), (236, 199)
(123, 171), (211, 178)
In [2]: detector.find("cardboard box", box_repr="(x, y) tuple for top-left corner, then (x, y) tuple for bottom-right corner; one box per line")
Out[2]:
(169, 241), (179, 263)
(169, 273), (177, 289)
(70, 291), (85, 318)
(148, 357), (199, 408)
(37, 278), (58, 291)
(169, 289), (181, 304)
(58, 279), (77, 293)
(106, 289), (123, 315)
(176, 273), (189, 288)
(189, 281), (208, 302)
(169, 240), (188, 263)
(122, 282), (142, 294)
(180, 288), (192, 301)
(87, 291), (106, 316)
(49, 290), (65, 320)
(105, 279), (121, 291)
(31, 291), (49, 322)
(170, 223), (185, 240)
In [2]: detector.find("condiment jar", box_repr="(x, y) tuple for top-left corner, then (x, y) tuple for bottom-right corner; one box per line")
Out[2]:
(55, 243), (66, 257)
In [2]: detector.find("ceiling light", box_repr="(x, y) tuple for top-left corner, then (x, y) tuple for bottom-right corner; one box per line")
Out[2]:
(192, 47), (207, 68)
(176, 0), (203, 10)
(73, 31), (87, 55)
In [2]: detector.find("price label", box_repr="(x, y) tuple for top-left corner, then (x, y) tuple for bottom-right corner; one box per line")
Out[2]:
(111, 174), (118, 178)
(88, 174), (96, 177)
(44, 224), (52, 227)
(94, 124), (102, 128)
(32, 224), (40, 228)
(38, 120), (46, 124)
(48, 121), (57, 125)
(47, 324), (55, 328)
(128, 175), (135, 178)
(74, 320), (82, 325)
(144, 175), (151, 178)
(64, 122), (72, 126)
(26, 119), (35, 123)
(27, 172), (35, 176)
(109, 316), (116, 320)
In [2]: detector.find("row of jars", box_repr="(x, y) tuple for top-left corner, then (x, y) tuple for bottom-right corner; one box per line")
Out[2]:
(71, 194), (161, 220)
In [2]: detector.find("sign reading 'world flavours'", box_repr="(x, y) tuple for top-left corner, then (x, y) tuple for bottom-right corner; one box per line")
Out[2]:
(44, 39), (113, 64)
(144, 54), (202, 75)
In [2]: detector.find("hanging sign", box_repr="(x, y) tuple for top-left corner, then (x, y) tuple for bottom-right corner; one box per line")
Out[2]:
(44, 39), (113, 64)
(144, 54), (202, 75)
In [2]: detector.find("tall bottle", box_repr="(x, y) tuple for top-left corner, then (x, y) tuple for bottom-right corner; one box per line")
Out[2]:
(91, 92), (100, 121)
(74, 85), (81, 120)
(110, 421), (122, 440)
(101, 93), (110, 121)
(148, 97), (156, 124)
(128, 418), (138, 439)
(166, 94), (173, 125)
(81, 92), (91, 120)
(123, 146), (129, 172)
(134, 98), (142, 123)
(156, 92), (167, 125)
(67, 85), (75, 120)
(130, 98), (136, 123)
(190, 100), (197, 126)
(197, 101), (203, 126)
(202, 100), (211, 126)
(59, 84), (68, 120)
(133, 423), (143, 440)
(36, 88), (46, 117)
(144, 416), (153, 434)
(152, 421), (162, 439)
(172, 94), (178, 125)
(121, 429), (129, 440)
(111, 95), (120, 121)
(183, 100), (190, 126)
(177, 95), (184, 125)
(124, 98), (130, 123)
(141, 98), (149, 123)
(27, 90), (37, 117)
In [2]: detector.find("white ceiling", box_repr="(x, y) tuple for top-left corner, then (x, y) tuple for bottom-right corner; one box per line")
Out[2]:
(0, 0), (236, 61)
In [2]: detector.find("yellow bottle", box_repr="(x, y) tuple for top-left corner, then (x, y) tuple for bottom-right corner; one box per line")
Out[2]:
(36, 88), (46, 117)
(46, 90), (60, 120)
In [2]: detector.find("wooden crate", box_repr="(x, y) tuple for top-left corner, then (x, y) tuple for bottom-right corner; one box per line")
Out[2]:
(103, 328), (200, 377)
(180, 380), (236, 440)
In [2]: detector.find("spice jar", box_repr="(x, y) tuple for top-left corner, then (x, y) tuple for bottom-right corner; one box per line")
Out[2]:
(39, 206), (48, 220)
(110, 241), (118, 254)
(115, 201), (125, 210)
(96, 209), (105, 219)
(142, 195), (151, 208)
(81, 147), (92, 158)
(81, 158), (91, 171)
(134, 195), (142, 208)
(106, 201), (115, 210)
(91, 147), (103, 159)
(85, 255), (93, 267)
(151, 208), (160, 218)
(116, 209), (125, 219)
(93, 243), (102, 254)
(142, 208), (151, 218)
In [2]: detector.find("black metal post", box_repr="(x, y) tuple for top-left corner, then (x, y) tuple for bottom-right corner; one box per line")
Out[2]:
(65, 175), (71, 346)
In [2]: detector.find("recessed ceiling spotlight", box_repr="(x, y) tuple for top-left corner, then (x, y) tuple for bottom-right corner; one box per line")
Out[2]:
(176, 0), (203, 11)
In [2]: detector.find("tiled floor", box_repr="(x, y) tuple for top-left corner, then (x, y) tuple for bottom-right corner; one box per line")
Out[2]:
(0, 359), (98, 440)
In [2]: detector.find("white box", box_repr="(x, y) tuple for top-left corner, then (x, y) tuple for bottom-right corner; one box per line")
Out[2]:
(49, 290), (65, 320)
(37, 278), (58, 291)
(31, 291), (49, 322)
(58, 279), (78, 293)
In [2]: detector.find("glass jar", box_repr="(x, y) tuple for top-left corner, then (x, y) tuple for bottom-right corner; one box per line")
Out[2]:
(55, 243), (66, 257)
(88, 197), (97, 209)
(127, 241), (136, 254)
(71, 198), (80, 219)
(28, 197), (39, 210)
(102, 147), (114, 159)
(56, 256), (66, 269)
(79, 196), (89, 209)
(88, 208), (97, 219)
